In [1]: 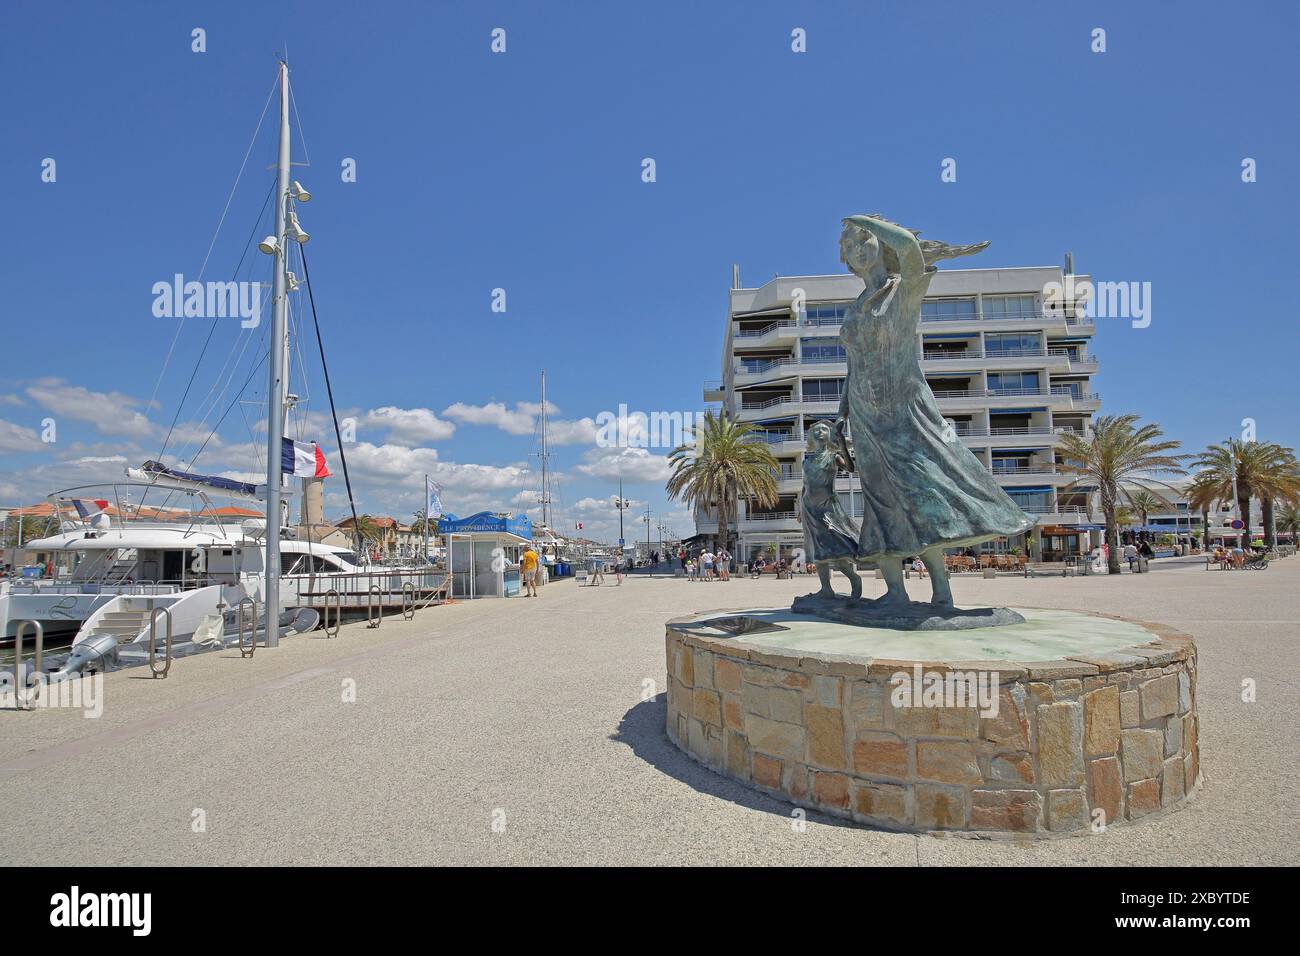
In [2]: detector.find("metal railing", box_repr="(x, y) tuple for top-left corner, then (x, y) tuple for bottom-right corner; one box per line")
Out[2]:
(743, 431), (798, 444)
(743, 511), (799, 522)
(367, 584), (383, 628)
(148, 606), (173, 679)
(735, 319), (795, 338)
(991, 464), (1058, 475)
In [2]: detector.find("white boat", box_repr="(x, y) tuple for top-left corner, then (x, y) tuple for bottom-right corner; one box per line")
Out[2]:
(3, 61), (446, 672)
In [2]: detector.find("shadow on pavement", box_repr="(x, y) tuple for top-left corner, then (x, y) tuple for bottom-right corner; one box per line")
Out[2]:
(610, 693), (866, 831)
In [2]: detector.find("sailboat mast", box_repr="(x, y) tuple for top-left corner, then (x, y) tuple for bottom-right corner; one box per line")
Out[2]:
(263, 59), (291, 648)
(539, 371), (551, 529)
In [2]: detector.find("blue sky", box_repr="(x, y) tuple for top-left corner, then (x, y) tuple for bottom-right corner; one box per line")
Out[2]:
(2, 0), (1297, 543)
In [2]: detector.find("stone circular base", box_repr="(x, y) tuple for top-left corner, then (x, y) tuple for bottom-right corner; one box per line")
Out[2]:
(664, 606), (1200, 836)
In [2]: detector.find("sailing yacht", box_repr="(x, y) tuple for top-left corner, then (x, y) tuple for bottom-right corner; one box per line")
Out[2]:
(3, 61), (444, 665)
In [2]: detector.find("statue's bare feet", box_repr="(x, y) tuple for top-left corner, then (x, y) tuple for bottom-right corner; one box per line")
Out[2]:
(869, 588), (911, 609)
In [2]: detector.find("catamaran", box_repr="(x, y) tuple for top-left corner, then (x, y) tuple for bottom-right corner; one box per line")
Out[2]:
(2, 60), (445, 671)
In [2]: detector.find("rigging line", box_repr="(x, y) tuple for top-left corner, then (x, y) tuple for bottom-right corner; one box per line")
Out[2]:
(178, 238), (273, 454)
(188, 348), (270, 468)
(297, 243), (362, 548)
(157, 175), (277, 465)
(288, 76), (311, 167)
(150, 322), (270, 518)
(145, 72), (280, 420)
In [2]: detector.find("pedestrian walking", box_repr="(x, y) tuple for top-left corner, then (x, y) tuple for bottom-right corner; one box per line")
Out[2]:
(521, 545), (540, 597)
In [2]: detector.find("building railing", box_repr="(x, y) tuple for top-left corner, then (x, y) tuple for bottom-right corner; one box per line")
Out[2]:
(743, 511), (799, 522)
(991, 464), (1059, 475)
(744, 430), (798, 444)
(931, 387), (1099, 400)
(921, 347), (1076, 362)
(740, 395), (795, 410)
(736, 319), (796, 338)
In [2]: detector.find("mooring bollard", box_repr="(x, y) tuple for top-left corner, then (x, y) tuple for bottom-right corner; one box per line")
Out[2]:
(237, 597), (258, 658)
(323, 588), (341, 638)
(12, 619), (44, 710)
(148, 606), (174, 679)
(401, 581), (415, 621)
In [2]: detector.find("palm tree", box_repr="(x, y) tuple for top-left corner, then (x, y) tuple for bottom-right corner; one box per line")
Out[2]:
(666, 412), (778, 553)
(352, 515), (383, 554)
(1190, 440), (1300, 549)
(1124, 488), (1170, 541)
(1277, 503), (1300, 549)
(1185, 471), (1225, 551)
(1057, 414), (1186, 574)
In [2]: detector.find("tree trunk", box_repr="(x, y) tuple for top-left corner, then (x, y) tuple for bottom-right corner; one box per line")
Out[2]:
(1201, 506), (1210, 550)
(1262, 497), (1276, 549)
(1104, 503), (1122, 574)
(1238, 494), (1252, 548)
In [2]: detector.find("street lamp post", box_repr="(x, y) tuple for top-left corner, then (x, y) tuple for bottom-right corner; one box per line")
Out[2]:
(612, 478), (631, 565)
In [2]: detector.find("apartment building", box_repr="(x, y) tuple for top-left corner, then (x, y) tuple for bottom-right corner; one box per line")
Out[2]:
(699, 261), (1101, 564)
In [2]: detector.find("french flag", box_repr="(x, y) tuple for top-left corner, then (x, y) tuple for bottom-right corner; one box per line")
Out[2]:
(73, 499), (110, 520)
(281, 438), (332, 478)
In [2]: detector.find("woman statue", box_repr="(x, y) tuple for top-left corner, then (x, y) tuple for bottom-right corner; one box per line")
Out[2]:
(799, 420), (863, 600)
(834, 214), (1034, 608)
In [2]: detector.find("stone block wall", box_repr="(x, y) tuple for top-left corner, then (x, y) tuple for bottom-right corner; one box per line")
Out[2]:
(664, 616), (1199, 836)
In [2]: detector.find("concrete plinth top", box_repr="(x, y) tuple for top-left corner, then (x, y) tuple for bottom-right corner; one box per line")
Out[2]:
(671, 606), (1163, 667)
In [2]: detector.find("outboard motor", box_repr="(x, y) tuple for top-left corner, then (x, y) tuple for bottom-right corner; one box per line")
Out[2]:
(48, 632), (119, 681)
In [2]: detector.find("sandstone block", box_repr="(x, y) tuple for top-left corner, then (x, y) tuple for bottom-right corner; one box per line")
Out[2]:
(1037, 701), (1084, 787)
(1121, 728), (1164, 782)
(1084, 685), (1121, 757)
(852, 733), (909, 779)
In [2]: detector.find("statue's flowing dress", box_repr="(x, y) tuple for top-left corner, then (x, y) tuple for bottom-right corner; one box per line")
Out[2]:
(841, 223), (1034, 559)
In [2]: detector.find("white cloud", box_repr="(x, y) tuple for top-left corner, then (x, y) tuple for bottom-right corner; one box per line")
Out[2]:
(547, 417), (598, 446)
(361, 406), (456, 444)
(441, 401), (537, 435)
(575, 446), (673, 484)
(25, 378), (155, 439)
(0, 419), (43, 454)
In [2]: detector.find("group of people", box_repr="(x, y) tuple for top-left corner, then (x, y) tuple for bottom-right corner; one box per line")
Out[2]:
(1121, 540), (1156, 572)
(684, 547), (731, 581)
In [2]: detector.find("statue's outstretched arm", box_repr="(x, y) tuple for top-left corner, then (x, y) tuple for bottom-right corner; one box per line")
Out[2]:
(919, 238), (990, 267)
(847, 215), (925, 276)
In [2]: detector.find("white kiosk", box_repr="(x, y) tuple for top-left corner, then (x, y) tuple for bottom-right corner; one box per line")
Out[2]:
(440, 511), (532, 599)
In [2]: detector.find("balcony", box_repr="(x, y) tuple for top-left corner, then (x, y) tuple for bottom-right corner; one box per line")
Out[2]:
(743, 430), (800, 447)
(739, 510), (801, 532)
(733, 319), (797, 346)
(932, 386), (1099, 408)
(703, 380), (725, 402)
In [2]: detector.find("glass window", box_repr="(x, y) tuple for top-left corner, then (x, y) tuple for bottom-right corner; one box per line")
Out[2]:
(801, 339), (846, 362)
(982, 295), (1038, 320)
(921, 298), (977, 322)
(804, 303), (849, 326)
(988, 371), (1040, 394)
(803, 378), (845, 401)
(985, 332), (1040, 354)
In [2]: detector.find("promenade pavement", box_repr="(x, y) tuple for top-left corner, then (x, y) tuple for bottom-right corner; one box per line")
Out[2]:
(2, 556), (1295, 865)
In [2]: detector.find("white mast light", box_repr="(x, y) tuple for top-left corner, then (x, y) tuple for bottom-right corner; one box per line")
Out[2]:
(286, 211), (310, 244)
(289, 180), (311, 202)
(258, 235), (279, 255)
